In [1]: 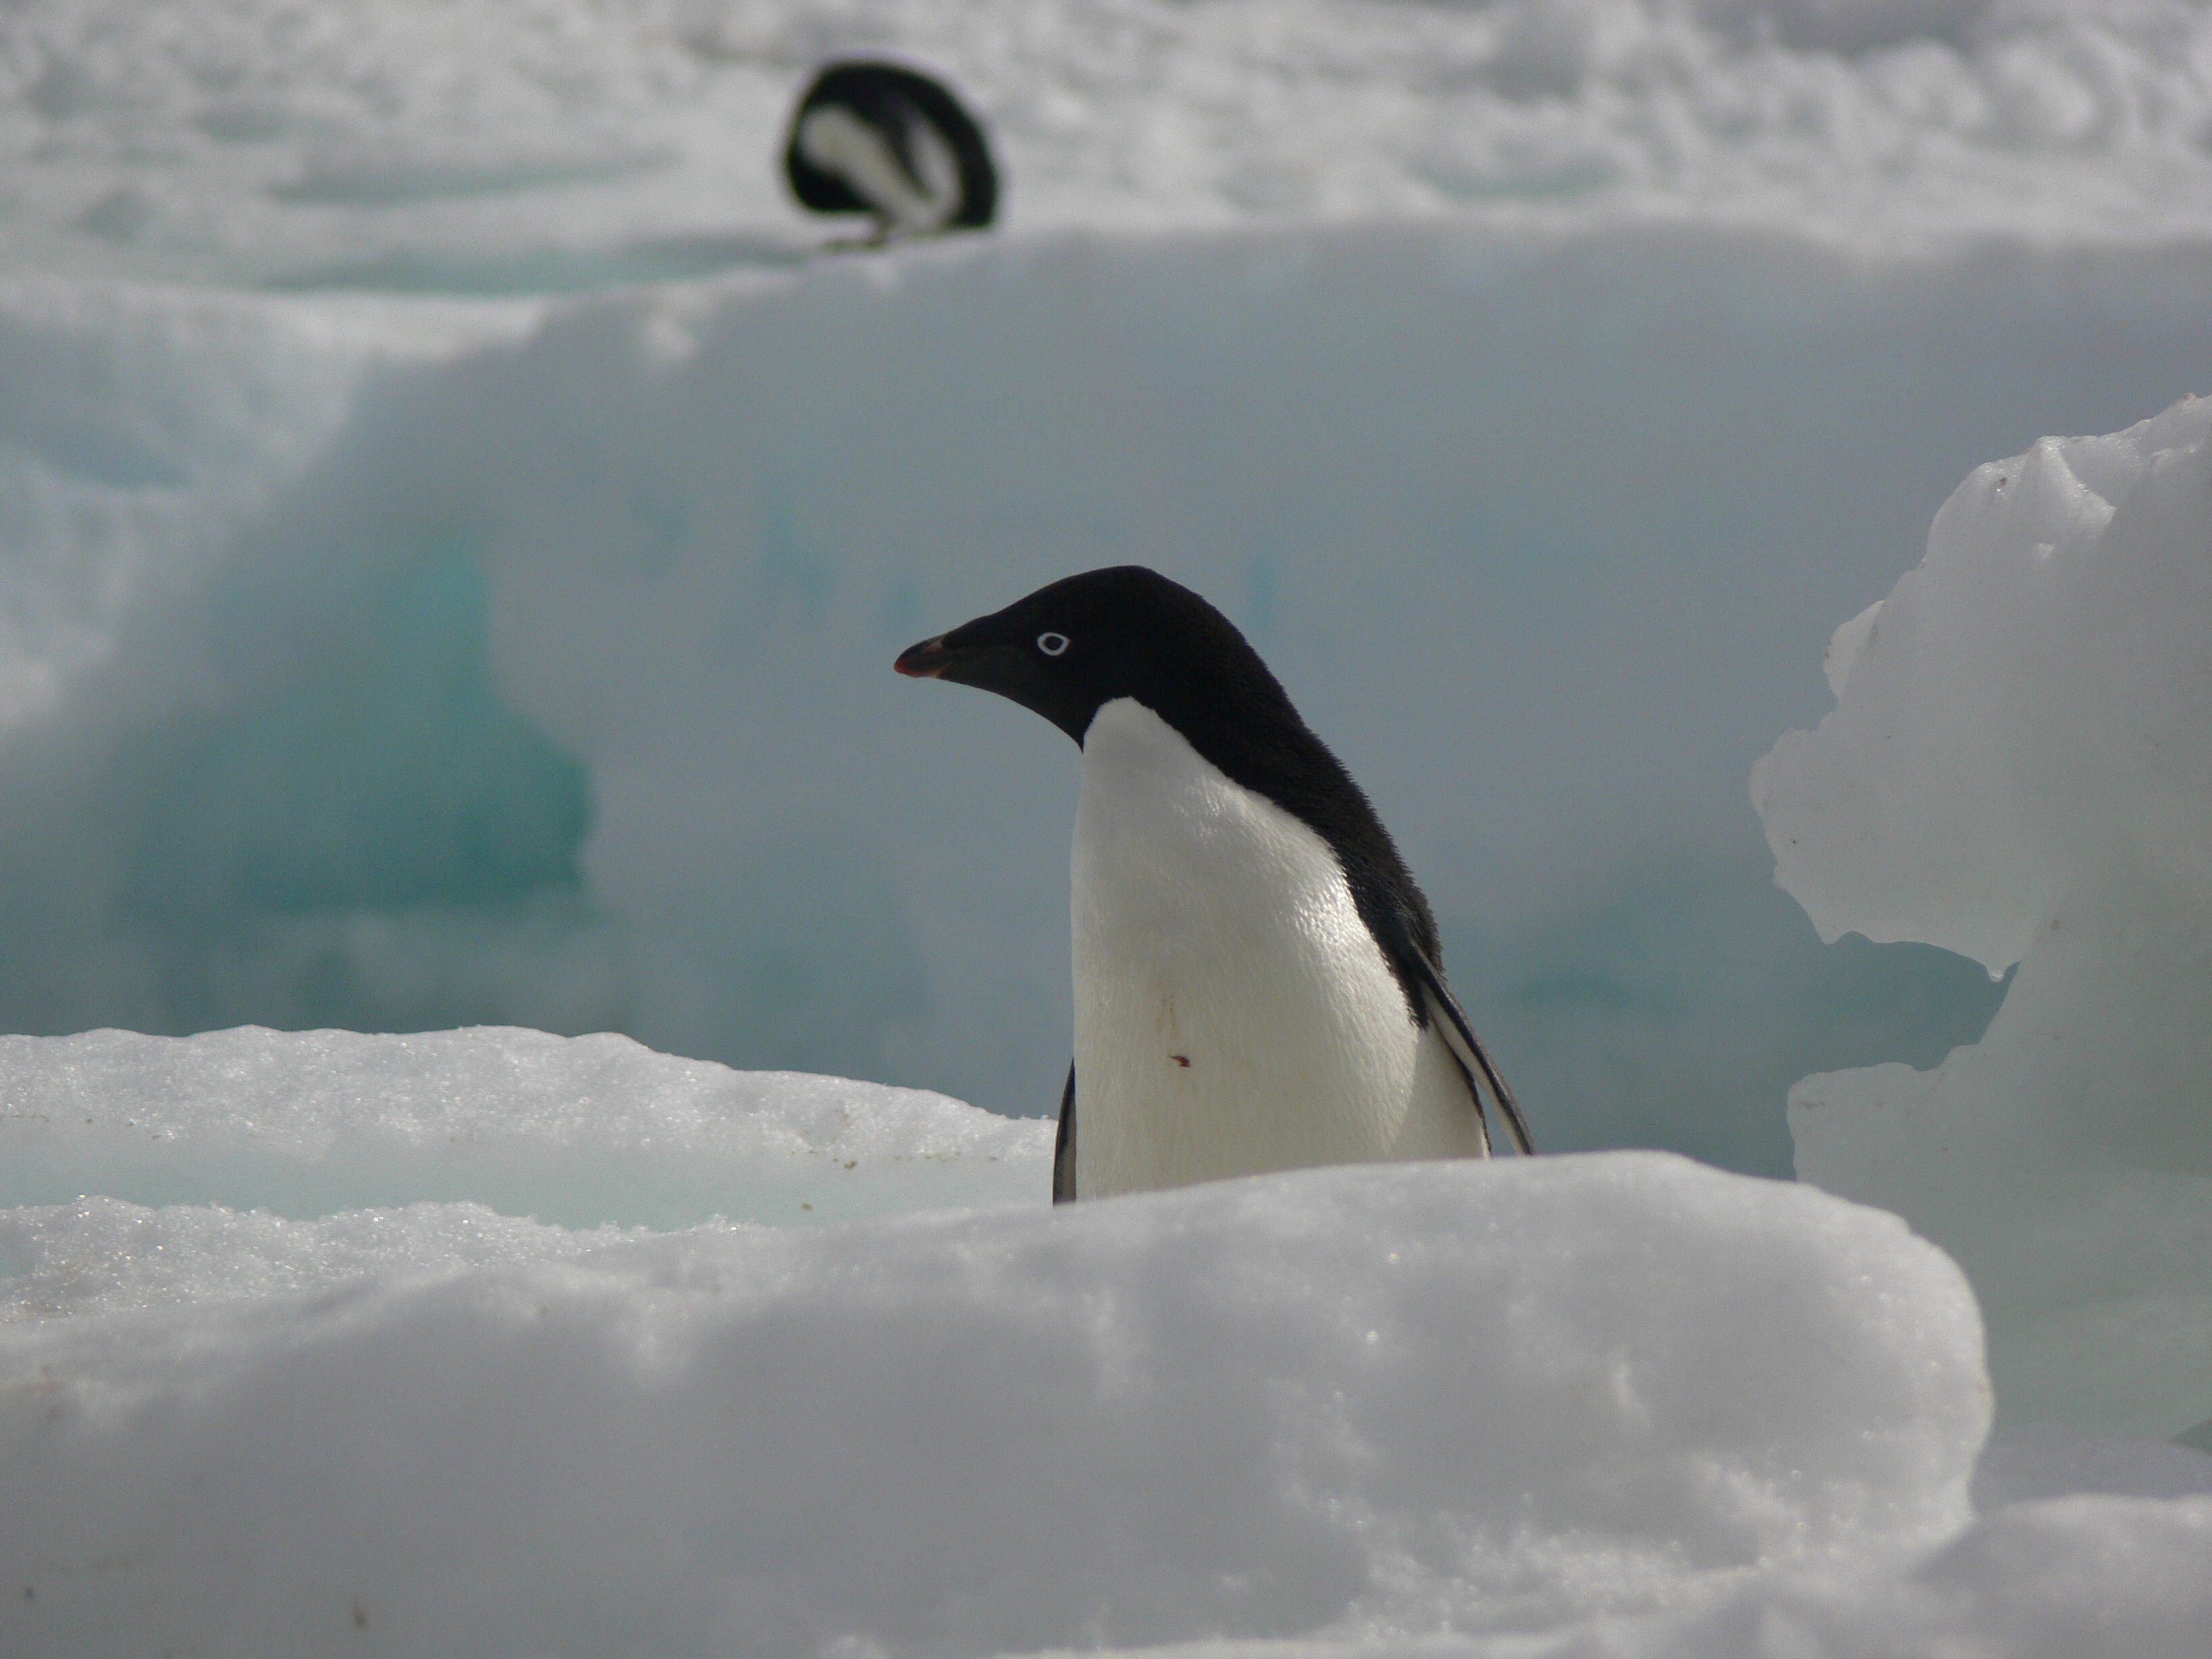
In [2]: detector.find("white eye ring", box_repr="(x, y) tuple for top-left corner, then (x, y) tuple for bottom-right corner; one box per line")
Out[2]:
(1036, 632), (1070, 657)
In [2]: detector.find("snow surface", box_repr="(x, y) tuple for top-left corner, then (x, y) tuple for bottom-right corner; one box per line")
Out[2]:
(3, 1025), (2209, 1656)
(11, 0), (2212, 289)
(0, 1129), (1987, 1656)
(0, 1025), (1046, 1319)
(1755, 396), (2212, 1443)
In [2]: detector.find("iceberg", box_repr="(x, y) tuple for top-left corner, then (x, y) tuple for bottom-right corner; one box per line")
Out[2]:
(1755, 397), (2212, 1439)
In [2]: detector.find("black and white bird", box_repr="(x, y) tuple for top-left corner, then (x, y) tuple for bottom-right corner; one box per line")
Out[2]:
(895, 567), (1532, 1203)
(783, 61), (998, 243)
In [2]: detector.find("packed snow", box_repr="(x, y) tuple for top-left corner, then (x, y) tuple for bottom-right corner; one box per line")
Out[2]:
(3, 1025), (2209, 1657)
(0, 1097), (2006, 1654)
(1755, 395), (2212, 1444)
(11, 0), (2212, 289)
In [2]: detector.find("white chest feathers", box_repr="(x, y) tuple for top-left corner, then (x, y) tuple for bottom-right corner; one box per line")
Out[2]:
(796, 105), (960, 234)
(1069, 698), (1483, 1197)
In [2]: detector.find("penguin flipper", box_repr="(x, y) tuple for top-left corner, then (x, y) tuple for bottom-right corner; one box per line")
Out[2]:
(1410, 953), (1534, 1156)
(1052, 1061), (1078, 1204)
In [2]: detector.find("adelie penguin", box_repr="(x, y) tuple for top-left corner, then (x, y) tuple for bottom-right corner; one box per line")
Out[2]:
(896, 567), (1533, 1204)
(783, 61), (998, 244)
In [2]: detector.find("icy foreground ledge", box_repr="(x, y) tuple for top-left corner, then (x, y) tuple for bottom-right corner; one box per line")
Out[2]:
(0, 1026), (1048, 1317)
(3, 1152), (1997, 1658)
(1753, 396), (2212, 1438)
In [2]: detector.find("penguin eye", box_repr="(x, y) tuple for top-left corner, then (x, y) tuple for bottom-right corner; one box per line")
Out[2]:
(1036, 632), (1070, 657)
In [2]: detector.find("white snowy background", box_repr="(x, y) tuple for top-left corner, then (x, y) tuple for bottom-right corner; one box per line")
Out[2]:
(4, 1), (2212, 1654)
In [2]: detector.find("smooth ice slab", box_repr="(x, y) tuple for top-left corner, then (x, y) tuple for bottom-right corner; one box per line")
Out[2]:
(0, 1025), (1050, 1232)
(0, 1153), (1986, 1658)
(1754, 396), (2212, 1437)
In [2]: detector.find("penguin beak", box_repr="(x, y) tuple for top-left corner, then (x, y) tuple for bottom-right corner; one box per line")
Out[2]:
(896, 629), (1026, 697)
(894, 619), (1090, 745)
(893, 635), (952, 678)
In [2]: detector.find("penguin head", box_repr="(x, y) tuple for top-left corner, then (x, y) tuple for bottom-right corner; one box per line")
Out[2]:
(894, 566), (1288, 745)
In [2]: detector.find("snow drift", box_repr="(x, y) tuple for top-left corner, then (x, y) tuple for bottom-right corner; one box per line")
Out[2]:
(3, 1147), (1991, 1658)
(1755, 395), (2212, 1441)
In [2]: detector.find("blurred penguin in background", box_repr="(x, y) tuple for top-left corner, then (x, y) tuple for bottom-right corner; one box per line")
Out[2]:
(783, 61), (999, 243)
